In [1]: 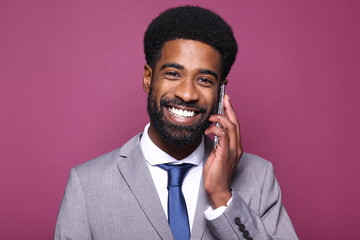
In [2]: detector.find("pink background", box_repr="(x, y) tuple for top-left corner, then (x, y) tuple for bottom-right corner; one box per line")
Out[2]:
(1, 0), (359, 239)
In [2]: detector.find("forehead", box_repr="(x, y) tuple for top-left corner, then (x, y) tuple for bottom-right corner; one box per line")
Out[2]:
(157, 39), (221, 74)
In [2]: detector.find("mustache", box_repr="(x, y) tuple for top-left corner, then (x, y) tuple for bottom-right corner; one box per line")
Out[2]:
(160, 98), (207, 113)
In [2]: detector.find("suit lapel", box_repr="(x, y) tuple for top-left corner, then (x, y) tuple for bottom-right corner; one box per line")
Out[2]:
(190, 179), (209, 240)
(190, 137), (213, 240)
(117, 135), (173, 240)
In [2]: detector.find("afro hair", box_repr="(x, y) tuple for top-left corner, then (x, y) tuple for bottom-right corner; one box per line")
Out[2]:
(144, 6), (238, 80)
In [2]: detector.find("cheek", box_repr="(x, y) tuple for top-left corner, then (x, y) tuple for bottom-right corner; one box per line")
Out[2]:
(203, 92), (218, 110)
(151, 75), (171, 91)
(150, 80), (166, 98)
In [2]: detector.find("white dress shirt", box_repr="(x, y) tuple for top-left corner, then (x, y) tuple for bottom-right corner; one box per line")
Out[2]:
(140, 123), (203, 230)
(140, 123), (230, 231)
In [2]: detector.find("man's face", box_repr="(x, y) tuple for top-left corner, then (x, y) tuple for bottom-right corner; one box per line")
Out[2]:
(143, 39), (222, 147)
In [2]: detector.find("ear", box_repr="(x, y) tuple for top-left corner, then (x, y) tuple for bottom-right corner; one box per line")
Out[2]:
(143, 64), (152, 94)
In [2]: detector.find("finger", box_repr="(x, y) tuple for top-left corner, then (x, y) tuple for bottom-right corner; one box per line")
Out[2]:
(223, 94), (240, 130)
(205, 123), (230, 152)
(223, 94), (242, 154)
(207, 114), (236, 143)
(207, 115), (238, 157)
(214, 115), (238, 155)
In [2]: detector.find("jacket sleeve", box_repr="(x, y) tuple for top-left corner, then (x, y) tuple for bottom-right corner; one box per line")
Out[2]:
(54, 168), (92, 240)
(207, 162), (298, 240)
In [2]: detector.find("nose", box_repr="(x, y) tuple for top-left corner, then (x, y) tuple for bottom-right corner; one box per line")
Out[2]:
(174, 79), (199, 102)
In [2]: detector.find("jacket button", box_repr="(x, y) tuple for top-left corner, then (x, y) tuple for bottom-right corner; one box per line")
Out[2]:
(242, 230), (250, 238)
(234, 217), (241, 226)
(238, 223), (246, 232)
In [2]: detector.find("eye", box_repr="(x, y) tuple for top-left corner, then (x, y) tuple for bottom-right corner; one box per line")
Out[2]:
(164, 71), (181, 79)
(197, 77), (214, 87)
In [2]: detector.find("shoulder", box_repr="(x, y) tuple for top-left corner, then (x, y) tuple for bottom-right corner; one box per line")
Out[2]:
(239, 152), (272, 171)
(235, 152), (274, 180)
(66, 133), (143, 189)
(74, 133), (142, 174)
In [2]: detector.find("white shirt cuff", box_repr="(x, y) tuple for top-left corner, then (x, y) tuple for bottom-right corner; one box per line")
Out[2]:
(204, 197), (233, 220)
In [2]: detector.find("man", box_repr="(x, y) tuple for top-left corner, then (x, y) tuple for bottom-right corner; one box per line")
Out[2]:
(55, 6), (298, 240)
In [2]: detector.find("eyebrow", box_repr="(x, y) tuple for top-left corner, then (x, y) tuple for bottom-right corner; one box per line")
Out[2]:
(160, 63), (184, 70)
(160, 62), (219, 80)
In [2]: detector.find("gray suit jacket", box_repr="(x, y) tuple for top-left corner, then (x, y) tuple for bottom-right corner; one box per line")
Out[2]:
(55, 134), (298, 239)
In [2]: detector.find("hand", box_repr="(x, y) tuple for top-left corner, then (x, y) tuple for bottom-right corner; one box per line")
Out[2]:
(204, 94), (243, 208)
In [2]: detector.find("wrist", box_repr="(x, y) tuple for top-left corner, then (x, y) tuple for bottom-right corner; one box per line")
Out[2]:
(207, 190), (232, 209)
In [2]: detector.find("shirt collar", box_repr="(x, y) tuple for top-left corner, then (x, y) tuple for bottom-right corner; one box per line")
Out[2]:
(140, 123), (204, 166)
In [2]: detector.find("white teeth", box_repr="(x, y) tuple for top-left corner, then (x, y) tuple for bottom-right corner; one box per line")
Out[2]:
(169, 107), (195, 118)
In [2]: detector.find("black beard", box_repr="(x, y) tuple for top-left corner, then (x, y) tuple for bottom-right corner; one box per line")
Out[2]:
(147, 91), (213, 147)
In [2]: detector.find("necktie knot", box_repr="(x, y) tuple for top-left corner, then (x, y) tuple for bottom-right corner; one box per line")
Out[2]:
(158, 163), (193, 189)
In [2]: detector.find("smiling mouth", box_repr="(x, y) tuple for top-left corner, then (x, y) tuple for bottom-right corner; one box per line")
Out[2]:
(168, 107), (197, 118)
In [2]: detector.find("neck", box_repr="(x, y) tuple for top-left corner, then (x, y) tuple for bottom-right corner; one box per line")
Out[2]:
(148, 125), (202, 160)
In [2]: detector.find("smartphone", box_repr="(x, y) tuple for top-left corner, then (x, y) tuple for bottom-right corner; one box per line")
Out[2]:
(214, 83), (226, 148)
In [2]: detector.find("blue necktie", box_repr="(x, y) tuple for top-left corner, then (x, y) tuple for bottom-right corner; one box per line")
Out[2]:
(158, 163), (193, 240)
